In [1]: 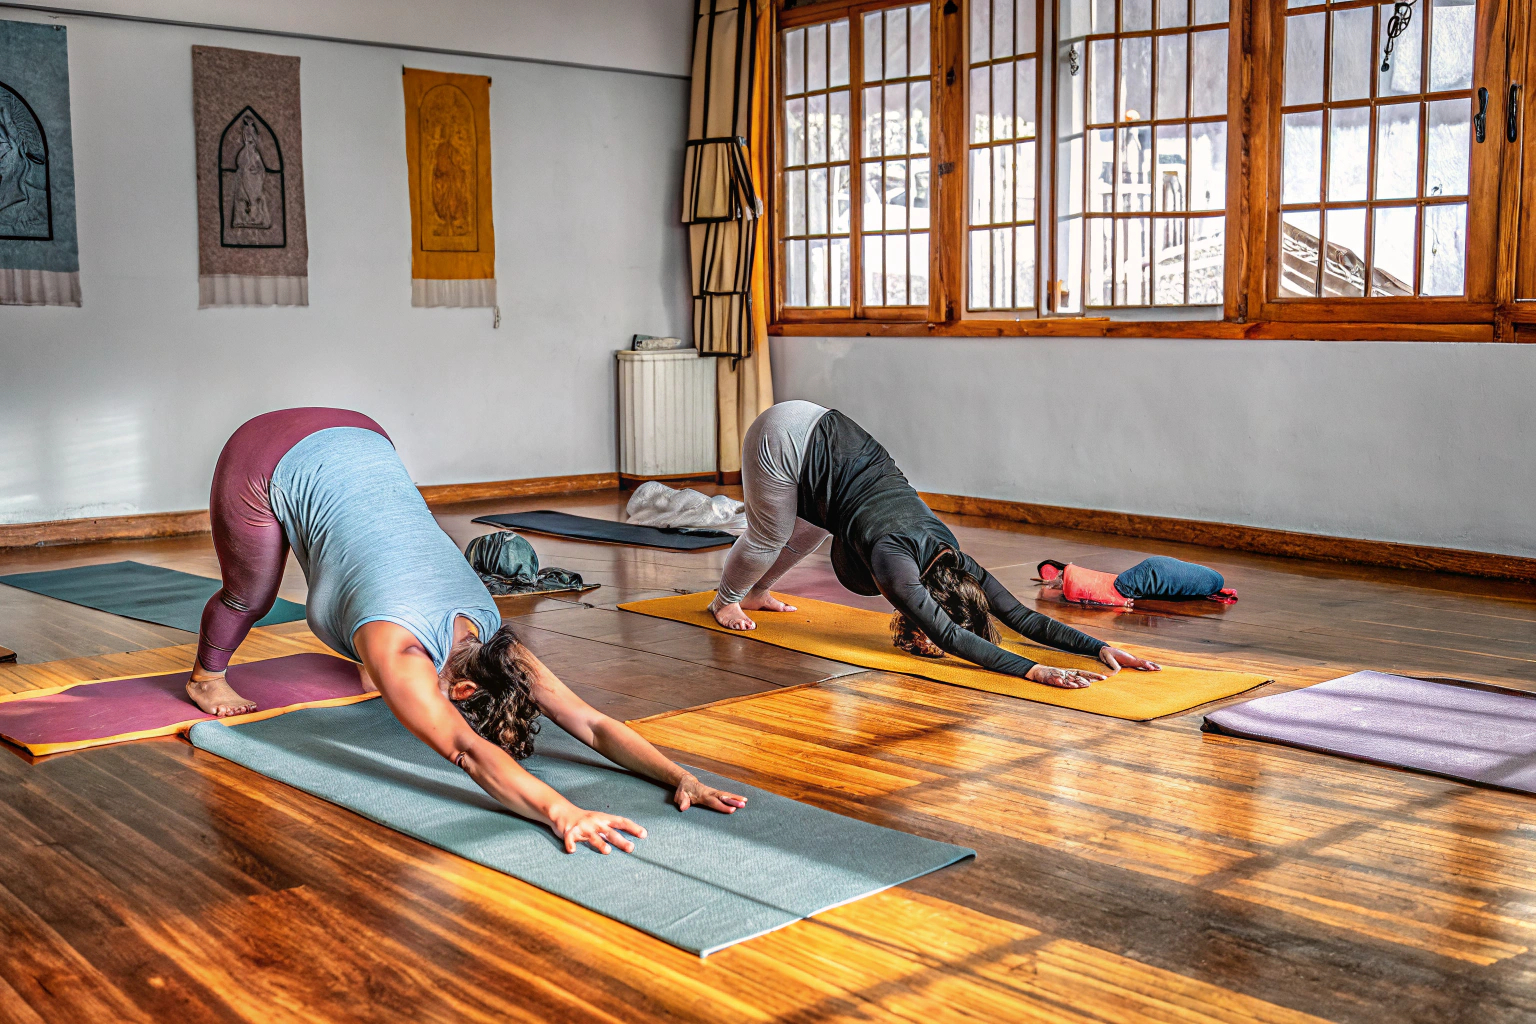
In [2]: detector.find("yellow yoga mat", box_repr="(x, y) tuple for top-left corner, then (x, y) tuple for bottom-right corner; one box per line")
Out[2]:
(618, 592), (1270, 721)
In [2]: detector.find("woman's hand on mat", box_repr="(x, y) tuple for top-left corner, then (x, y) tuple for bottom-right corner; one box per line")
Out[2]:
(1098, 647), (1162, 673)
(552, 806), (646, 855)
(1024, 665), (1105, 688)
(673, 772), (748, 814)
(710, 599), (758, 631)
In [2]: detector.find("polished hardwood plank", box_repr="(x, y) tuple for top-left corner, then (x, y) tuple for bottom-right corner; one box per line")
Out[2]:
(2, 487), (1535, 1022)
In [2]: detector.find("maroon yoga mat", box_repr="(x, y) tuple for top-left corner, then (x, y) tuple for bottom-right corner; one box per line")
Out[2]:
(0, 653), (373, 756)
(774, 561), (893, 613)
(1204, 670), (1536, 795)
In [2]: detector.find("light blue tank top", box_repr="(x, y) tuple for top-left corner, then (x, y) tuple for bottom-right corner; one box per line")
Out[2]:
(269, 427), (500, 668)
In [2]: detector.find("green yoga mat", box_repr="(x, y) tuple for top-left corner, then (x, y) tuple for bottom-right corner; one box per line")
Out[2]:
(189, 701), (973, 956)
(0, 561), (305, 633)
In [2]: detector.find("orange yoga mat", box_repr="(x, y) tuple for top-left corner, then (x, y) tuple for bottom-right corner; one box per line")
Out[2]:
(618, 592), (1270, 721)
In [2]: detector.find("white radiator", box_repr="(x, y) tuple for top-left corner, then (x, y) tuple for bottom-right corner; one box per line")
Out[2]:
(616, 350), (717, 481)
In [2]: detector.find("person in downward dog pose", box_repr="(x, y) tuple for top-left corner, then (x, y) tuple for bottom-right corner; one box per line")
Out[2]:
(188, 408), (745, 854)
(709, 401), (1161, 689)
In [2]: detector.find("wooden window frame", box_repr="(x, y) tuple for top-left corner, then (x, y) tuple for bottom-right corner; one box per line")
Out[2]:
(770, 0), (1530, 341)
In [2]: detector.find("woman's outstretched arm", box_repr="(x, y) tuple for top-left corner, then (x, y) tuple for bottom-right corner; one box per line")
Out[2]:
(521, 647), (748, 815)
(354, 621), (647, 854)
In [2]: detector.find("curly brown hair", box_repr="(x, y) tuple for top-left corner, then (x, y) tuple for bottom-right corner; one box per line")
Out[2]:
(444, 623), (541, 760)
(891, 551), (998, 657)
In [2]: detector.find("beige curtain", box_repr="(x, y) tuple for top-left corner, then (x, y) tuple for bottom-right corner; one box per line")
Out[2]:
(685, 0), (775, 477)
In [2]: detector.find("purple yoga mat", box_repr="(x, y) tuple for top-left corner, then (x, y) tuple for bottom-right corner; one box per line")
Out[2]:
(0, 653), (368, 754)
(1204, 671), (1536, 794)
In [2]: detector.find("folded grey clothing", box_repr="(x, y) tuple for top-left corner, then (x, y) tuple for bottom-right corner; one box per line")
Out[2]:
(625, 481), (746, 532)
(465, 532), (595, 595)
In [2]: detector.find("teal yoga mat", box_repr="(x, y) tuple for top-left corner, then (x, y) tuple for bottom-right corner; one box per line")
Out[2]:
(0, 561), (305, 633)
(190, 701), (973, 955)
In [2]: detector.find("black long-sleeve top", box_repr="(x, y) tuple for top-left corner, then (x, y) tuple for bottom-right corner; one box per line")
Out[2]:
(797, 410), (1108, 677)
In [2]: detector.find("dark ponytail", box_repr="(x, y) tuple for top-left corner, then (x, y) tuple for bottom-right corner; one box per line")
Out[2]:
(445, 623), (541, 760)
(890, 551), (998, 656)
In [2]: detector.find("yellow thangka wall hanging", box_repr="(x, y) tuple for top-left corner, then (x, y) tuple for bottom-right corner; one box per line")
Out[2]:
(402, 68), (495, 308)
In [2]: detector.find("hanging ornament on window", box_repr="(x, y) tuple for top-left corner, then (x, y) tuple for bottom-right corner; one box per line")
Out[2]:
(1379, 0), (1418, 74)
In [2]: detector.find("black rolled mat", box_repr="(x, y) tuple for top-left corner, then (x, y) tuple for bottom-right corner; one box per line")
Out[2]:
(472, 511), (736, 551)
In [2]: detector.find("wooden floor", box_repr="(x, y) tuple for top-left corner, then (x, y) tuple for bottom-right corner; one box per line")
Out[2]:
(2, 488), (1535, 1022)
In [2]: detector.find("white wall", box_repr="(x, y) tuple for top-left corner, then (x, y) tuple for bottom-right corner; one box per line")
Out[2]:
(0, 6), (693, 524)
(4, 0), (694, 76)
(772, 336), (1536, 557)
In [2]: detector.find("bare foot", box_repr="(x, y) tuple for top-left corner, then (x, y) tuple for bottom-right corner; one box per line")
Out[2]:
(186, 675), (257, 717)
(741, 592), (797, 614)
(709, 599), (757, 631)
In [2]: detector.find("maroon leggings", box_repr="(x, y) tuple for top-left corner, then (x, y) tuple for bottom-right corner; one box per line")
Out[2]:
(196, 408), (390, 673)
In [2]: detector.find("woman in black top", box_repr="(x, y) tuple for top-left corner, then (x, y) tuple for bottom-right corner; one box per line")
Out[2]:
(709, 402), (1160, 688)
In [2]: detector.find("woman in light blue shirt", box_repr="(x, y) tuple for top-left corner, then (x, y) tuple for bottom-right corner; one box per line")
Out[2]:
(189, 408), (744, 855)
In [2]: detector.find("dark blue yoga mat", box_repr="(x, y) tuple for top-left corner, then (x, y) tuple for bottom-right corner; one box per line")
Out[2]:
(1204, 671), (1536, 795)
(190, 700), (973, 955)
(0, 561), (305, 634)
(472, 510), (735, 550)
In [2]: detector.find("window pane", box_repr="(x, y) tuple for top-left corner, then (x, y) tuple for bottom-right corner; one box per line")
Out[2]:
(1329, 7), (1374, 102)
(787, 170), (807, 235)
(993, 0), (1015, 59)
(1428, 0), (1475, 92)
(886, 7), (909, 80)
(885, 83), (909, 155)
(1188, 215), (1224, 302)
(1017, 58), (1038, 137)
(1326, 105), (1370, 202)
(863, 86), (883, 155)
(1123, 0), (1153, 33)
(1370, 206), (1416, 295)
(1153, 216), (1186, 303)
(1190, 29), (1227, 117)
(1156, 124), (1187, 212)
(1088, 218), (1114, 304)
(1194, 0), (1227, 24)
(912, 157), (931, 229)
(886, 233), (909, 304)
(809, 167), (828, 234)
(864, 12), (883, 82)
(994, 63), (1016, 140)
(1279, 209), (1322, 296)
(1378, 2), (1421, 95)
(1117, 217), (1152, 304)
(1284, 13), (1326, 107)
(807, 24), (827, 92)
(785, 28), (805, 95)
(970, 229), (991, 307)
(910, 231), (930, 304)
(1159, 0), (1188, 28)
(911, 4), (931, 76)
(863, 163), (884, 230)
(1189, 121), (1225, 210)
(993, 145), (1016, 222)
(786, 98), (806, 166)
(1017, 140), (1037, 214)
(808, 94), (827, 164)
(1324, 207), (1367, 296)
(863, 234), (884, 303)
(1121, 36), (1152, 123)
(1090, 40), (1116, 124)
(971, 0), (991, 64)
(1015, 225), (1037, 308)
(1157, 34), (1188, 119)
(991, 227), (1013, 306)
(970, 67), (991, 143)
(971, 148), (992, 224)
(1425, 97), (1470, 196)
(1374, 102), (1420, 200)
(829, 90), (850, 161)
(911, 81), (931, 153)
(832, 165), (851, 233)
(1120, 125), (1152, 212)
(1018, 0), (1038, 54)
(1421, 202), (1466, 295)
(885, 159), (908, 230)
(1090, 128), (1116, 211)
(830, 20), (850, 87)
(787, 239), (807, 305)
(830, 237), (850, 304)
(1281, 111), (1323, 204)
(1093, 0), (1116, 33)
(807, 238), (829, 305)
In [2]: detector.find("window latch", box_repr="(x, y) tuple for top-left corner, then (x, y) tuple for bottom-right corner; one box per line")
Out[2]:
(937, 161), (956, 176)
(1509, 83), (1522, 144)
(1067, 44), (1080, 76)
(1475, 87), (1488, 143)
